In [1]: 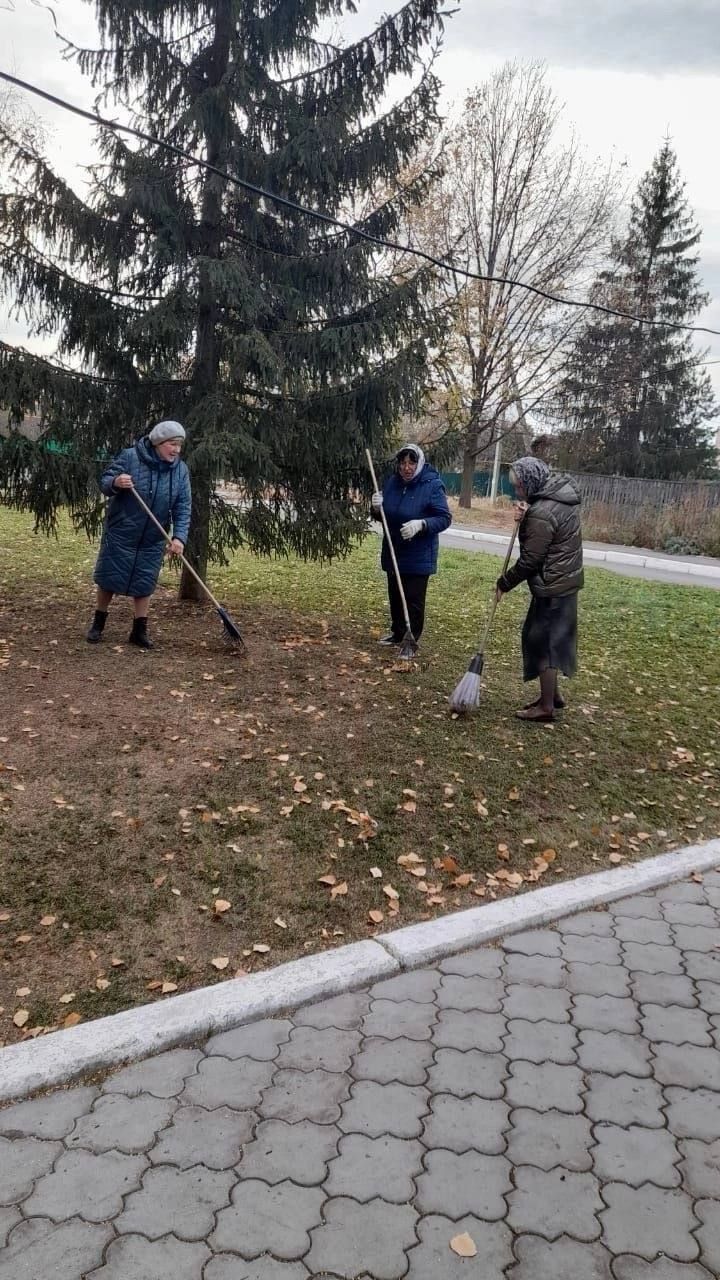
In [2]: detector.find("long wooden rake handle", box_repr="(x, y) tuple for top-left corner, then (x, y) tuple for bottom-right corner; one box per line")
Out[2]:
(477, 523), (519, 650)
(128, 484), (225, 614)
(365, 449), (414, 639)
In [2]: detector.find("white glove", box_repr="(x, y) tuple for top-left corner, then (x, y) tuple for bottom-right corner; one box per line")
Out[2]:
(370, 491), (383, 512)
(400, 519), (425, 540)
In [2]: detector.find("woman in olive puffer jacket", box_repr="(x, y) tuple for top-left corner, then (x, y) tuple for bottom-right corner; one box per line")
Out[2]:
(496, 456), (583, 722)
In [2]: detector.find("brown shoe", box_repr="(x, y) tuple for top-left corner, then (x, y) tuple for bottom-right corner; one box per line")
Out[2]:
(515, 706), (555, 723)
(523, 695), (566, 710)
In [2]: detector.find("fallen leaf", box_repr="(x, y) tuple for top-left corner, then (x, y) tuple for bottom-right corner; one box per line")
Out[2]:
(211, 956), (230, 971)
(368, 909), (384, 924)
(15, 934), (32, 944)
(63, 1012), (83, 1029)
(274, 917), (288, 929)
(369, 867), (382, 879)
(330, 881), (348, 900)
(58, 992), (75, 1004)
(541, 848), (557, 863)
(475, 800), (489, 818)
(453, 873), (474, 887)
(214, 899), (232, 915)
(0, 911), (11, 922)
(450, 1232), (477, 1258)
(508, 787), (520, 802)
(401, 800), (417, 814)
(110, 957), (125, 968)
(441, 855), (461, 874)
(293, 779), (308, 793)
(95, 978), (110, 991)
(253, 943), (271, 954)
(608, 851), (624, 864)
(15, 986), (31, 998)
(153, 874), (167, 889)
(39, 915), (57, 927)
(318, 874), (337, 887)
(161, 981), (178, 994)
(383, 884), (399, 901)
(13, 1009), (29, 1028)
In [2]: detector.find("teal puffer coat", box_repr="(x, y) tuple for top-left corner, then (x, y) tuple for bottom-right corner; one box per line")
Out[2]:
(93, 437), (191, 597)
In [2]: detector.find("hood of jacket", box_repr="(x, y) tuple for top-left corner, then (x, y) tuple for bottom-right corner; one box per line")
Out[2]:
(534, 473), (581, 507)
(135, 435), (181, 471)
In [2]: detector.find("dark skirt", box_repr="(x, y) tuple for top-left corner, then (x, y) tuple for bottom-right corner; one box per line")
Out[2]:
(522, 593), (578, 682)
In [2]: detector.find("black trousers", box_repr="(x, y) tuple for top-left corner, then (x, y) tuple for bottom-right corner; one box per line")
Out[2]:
(387, 573), (429, 640)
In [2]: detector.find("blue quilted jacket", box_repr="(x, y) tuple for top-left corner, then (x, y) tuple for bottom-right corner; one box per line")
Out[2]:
(93, 437), (191, 597)
(380, 462), (451, 576)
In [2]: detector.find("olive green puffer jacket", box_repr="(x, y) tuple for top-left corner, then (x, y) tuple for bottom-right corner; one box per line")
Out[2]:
(499, 474), (584, 598)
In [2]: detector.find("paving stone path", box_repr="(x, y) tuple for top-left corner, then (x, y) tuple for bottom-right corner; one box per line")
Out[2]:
(2, 874), (720, 1278)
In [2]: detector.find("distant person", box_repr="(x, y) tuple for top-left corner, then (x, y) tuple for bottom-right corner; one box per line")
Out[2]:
(531, 434), (553, 464)
(371, 444), (452, 644)
(86, 421), (191, 649)
(496, 456), (583, 721)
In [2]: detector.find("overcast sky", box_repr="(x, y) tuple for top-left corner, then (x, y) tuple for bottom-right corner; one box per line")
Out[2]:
(2, 0), (719, 396)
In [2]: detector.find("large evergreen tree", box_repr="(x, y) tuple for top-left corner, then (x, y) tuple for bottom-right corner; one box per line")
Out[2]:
(0, 0), (445, 595)
(554, 141), (717, 479)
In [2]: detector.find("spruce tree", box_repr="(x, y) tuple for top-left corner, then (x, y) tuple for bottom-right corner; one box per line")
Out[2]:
(555, 141), (718, 479)
(0, 1), (445, 595)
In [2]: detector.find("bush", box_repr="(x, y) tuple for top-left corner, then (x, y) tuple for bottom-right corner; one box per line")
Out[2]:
(583, 497), (720, 557)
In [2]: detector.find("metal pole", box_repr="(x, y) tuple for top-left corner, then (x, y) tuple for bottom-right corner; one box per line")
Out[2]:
(490, 433), (502, 502)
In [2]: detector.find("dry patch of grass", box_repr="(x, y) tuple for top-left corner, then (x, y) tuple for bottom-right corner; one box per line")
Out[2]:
(1, 507), (718, 1044)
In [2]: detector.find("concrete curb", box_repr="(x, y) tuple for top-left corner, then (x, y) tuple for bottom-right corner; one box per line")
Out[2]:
(447, 525), (720, 579)
(378, 838), (720, 967)
(0, 940), (397, 1104)
(2, 840), (719, 1103)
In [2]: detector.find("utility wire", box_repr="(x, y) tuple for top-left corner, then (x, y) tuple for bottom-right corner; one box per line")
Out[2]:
(2, 68), (720, 339)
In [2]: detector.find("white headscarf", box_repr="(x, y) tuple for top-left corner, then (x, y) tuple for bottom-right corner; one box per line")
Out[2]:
(395, 443), (426, 481)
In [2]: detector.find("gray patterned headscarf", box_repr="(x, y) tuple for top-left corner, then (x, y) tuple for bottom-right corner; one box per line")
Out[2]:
(510, 456), (550, 499)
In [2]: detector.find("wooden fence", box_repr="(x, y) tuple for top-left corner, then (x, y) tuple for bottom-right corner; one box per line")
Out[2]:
(566, 472), (720, 510)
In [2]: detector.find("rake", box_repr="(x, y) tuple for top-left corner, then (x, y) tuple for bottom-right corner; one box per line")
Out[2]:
(448, 523), (519, 712)
(366, 448), (418, 664)
(129, 485), (245, 650)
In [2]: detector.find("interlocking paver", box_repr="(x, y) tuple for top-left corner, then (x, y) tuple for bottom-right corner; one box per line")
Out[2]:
(684, 950), (720, 982)
(622, 941), (684, 974)
(339, 1080), (429, 1138)
(66, 1092), (176, 1154)
(362, 997), (436, 1041)
(351, 1035), (433, 1085)
(651, 1042), (720, 1089)
(697, 980), (720, 1014)
(592, 1122), (681, 1187)
(509, 1166), (602, 1240)
(694, 1199), (720, 1276)
(577, 1028), (652, 1077)
(438, 947), (503, 977)
(149, 1104), (255, 1169)
(503, 928), (562, 957)
(678, 1138), (720, 1198)
(505, 1061), (585, 1113)
(305, 1196), (418, 1279)
(613, 1259), (714, 1280)
(434, 1007), (506, 1052)
(324, 1132), (424, 1202)
(211, 1179), (324, 1259)
(504, 1018), (578, 1065)
(204, 1260), (310, 1280)
(561, 934), (623, 965)
(572, 993), (640, 1033)
(239, 1118), (339, 1185)
(0, 1086), (97, 1139)
(293, 990), (369, 1029)
(180, 1055), (275, 1110)
(657, 881), (707, 906)
(117, 1164), (234, 1240)
(426, 1047), (507, 1099)
(641, 1003), (713, 1046)
(407, 1214), (513, 1278)
(0, 1135), (61, 1204)
(0, 1218), (113, 1280)
(671, 923), (720, 953)
(274, 1024), (360, 1073)
(87, 1234), (211, 1279)
(102, 1048), (202, 1098)
(422, 1093), (510, 1154)
(504, 953), (566, 987)
(509, 1235), (614, 1277)
(599, 1182), (700, 1261)
(502, 983), (572, 1023)
(25, 1148), (147, 1222)
(613, 915), (675, 945)
(260, 1067), (350, 1123)
(505, 1108), (593, 1171)
(436, 973), (504, 1011)
(662, 901), (718, 927)
(370, 969), (439, 1003)
(632, 971), (698, 1008)
(611, 894), (663, 919)
(415, 1148), (511, 1219)
(0, 1207), (21, 1248)
(561, 910), (615, 937)
(665, 1086), (720, 1139)
(584, 1072), (665, 1127)
(205, 1018), (292, 1060)
(566, 961), (631, 998)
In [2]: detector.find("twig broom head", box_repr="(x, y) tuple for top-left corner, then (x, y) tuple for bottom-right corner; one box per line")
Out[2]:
(448, 651), (484, 713)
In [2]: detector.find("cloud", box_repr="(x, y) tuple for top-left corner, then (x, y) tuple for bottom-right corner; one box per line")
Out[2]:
(448, 0), (720, 74)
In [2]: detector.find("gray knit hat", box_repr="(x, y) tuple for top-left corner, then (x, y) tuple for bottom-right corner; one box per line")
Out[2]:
(149, 419), (186, 445)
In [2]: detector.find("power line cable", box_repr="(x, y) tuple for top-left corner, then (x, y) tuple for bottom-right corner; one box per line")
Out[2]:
(1, 68), (719, 338)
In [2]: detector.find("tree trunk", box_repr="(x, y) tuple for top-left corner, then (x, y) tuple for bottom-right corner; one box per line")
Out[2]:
(179, 0), (232, 601)
(458, 443), (476, 509)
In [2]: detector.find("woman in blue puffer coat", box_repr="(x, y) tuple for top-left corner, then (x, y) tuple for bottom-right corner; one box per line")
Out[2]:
(86, 420), (191, 650)
(370, 443), (451, 644)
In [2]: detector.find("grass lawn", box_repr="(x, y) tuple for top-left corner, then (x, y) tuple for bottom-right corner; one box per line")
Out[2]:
(0, 506), (718, 1044)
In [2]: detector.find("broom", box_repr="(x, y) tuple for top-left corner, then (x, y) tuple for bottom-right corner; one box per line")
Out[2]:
(448, 523), (519, 712)
(129, 485), (245, 650)
(365, 448), (418, 663)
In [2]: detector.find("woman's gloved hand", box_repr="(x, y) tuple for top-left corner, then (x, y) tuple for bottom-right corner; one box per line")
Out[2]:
(400, 519), (425, 540)
(370, 491), (384, 512)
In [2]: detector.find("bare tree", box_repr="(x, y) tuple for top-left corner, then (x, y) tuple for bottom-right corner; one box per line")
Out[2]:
(405, 62), (619, 506)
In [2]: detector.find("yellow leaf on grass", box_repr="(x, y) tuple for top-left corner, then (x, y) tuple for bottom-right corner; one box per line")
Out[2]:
(63, 1012), (83, 1029)
(330, 882), (348, 900)
(383, 884), (399, 901)
(161, 982), (178, 994)
(211, 956), (230, 971)
(368, 909), (384, 924)
(450, 1232), (477, 1258)
(541, 848), (558, 863)
(13, 1009), (29, 1028)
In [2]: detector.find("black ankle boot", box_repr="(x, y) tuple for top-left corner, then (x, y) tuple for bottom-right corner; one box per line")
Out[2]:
(86, 610), (108, 643)
(128, 617), (153, 650)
